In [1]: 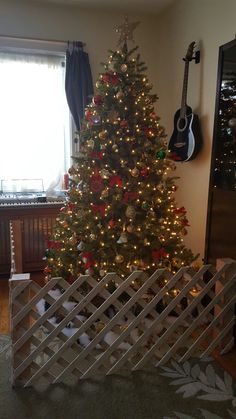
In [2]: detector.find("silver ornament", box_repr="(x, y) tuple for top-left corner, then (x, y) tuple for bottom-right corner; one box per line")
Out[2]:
(99, 269), (106, 277)
(101, 169), (111, 179)
(77, 241), (85, 251)
(117, 232), (128, 244)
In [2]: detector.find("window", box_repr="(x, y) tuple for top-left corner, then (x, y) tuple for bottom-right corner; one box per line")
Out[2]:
(0, 50), (71, 193)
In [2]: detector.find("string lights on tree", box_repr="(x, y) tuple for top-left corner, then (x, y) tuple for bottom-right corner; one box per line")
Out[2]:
(44, 18), (196, 288)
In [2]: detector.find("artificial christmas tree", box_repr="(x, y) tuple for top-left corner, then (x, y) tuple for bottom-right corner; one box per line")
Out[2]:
(44, 18), (196, 285)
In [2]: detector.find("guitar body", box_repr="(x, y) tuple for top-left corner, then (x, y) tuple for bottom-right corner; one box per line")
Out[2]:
(168, 42), (202, 162)
(169, 105), (202, 162)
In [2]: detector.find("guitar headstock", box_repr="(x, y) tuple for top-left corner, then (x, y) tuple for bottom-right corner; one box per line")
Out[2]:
(184, 42), (195, 62)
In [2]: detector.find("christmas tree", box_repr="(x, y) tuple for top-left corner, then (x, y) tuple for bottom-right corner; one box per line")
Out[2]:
(44, 18), (196, 285)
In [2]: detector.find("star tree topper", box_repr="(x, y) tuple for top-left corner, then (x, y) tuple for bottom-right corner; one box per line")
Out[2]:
(115, 16), (140, 45)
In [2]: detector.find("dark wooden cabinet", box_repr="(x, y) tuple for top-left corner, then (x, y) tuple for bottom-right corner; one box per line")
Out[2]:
(0, 203), (62, 276)
(205, 39), (236, 264)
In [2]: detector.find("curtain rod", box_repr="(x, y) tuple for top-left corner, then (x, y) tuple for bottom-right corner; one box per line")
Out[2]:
(0, 34), (86, 47)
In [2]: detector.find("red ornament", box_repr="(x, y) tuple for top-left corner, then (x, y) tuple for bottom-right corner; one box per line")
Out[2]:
(46, 239), (62, 250)
(152, 248), (168, 261)
(102, 73), (110, 83)
(91, 203), (106, 217)
(63, 173), (69, 190)
(181, 219), (190, 227)
(150, 112), (157, 119)
(68, 274), (76, 284)
(90, 172), (103, 193)
(123, 191), (138, 203)
(140, 167), (149, 177)
(173, 206), (187, 215)
(120, 120), (129, 129)
(67, 202), (75, 211)
(85, 108), (93, 120)
(44, 266), (52, 274)
(90, 151), (104, 160)
(108, 219), (116, 228)
(81, 252), (95, 269)
(111, 74), (119, 85)
(171, 185), (178, 192)
(93, 95), (103, 106)
(143, 127), (153, 137)
(109, 175), (122, 187)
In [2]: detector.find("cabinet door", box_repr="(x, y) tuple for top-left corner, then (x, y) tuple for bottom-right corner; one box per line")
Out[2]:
(205, 39), (236, 264)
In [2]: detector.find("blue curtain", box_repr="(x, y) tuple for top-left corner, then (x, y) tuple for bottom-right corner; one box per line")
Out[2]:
(65, 41), (93, 131)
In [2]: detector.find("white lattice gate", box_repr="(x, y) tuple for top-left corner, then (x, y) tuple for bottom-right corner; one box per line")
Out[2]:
(9, 259), (236, 387)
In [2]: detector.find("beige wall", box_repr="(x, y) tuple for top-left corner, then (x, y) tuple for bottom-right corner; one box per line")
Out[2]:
(1, 0), (236, 260)
(0, 0), (158, 90)
(155, 0), (236, 260)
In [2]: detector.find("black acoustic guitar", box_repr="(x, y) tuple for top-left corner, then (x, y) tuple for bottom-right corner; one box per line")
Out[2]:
(169, 42), (202, 162)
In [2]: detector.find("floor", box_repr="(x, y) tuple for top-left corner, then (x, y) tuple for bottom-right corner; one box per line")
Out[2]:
(1, 271), (236, 379)
(1, 346), (234, 419)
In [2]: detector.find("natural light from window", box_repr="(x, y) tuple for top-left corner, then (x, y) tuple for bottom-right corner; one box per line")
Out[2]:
(0, 52), (71, 193)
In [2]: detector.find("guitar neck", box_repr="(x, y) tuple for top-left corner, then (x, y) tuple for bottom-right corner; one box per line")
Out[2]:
(180, 60), (189, 115)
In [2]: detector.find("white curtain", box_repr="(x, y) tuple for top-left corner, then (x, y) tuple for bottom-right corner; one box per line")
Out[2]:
(0, 52), (71, 192)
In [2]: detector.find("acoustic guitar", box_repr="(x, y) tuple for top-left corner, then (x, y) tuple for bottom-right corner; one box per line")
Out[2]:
(168, 42), (202, 162)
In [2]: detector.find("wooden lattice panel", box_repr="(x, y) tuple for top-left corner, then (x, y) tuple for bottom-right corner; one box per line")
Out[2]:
(9, 259), (236, 387)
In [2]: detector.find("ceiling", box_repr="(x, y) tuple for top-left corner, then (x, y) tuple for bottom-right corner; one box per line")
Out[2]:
(33, 0), (175, 14)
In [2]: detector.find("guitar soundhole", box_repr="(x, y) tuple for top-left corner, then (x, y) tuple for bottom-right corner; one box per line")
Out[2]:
(177, 116), (188, 132)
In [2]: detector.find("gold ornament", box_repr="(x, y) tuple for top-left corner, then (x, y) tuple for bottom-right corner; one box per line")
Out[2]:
(95, 80), (101, 89)
(109, 109), (119, 123)
(148, 210), (156, 219)
(121, 63), (128, 72)
(115, 193), (122, 201)
(126, 224), (134, 233)
(131, 167), (139, 177)
(125, 205), (136, 219)
(95, 320), (105, 331)
(172, 257), (182, 268)
(87, 139), (94, 148)
(112, 144), (118, 151)
(101, 188), (109, 198)
(157, 182), (165, 192)
(90, 233), (96, 240)
(69, 236), (77, 245)
(139, 260), (146, 269)
(116, 91), (124, 100)
(99, 130), (107, 140)
(68, 166), (78, 175)
(144, 140), (151, 148)
(115, 254), (124, 264)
